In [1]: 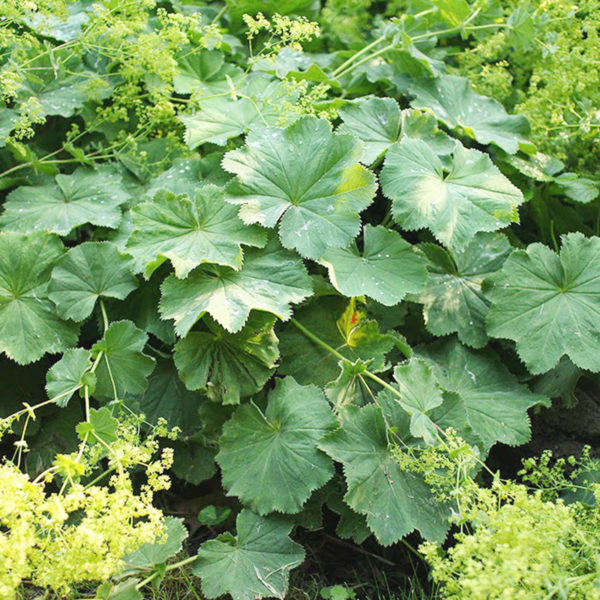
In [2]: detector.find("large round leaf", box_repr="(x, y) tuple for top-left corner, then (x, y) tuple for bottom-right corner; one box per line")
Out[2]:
(192, 510), (305, 600)
(174, 313), (279, 404)
(0, 232), (78, 364)
(160, 238), (312, 335)
(216, 377), (337, 514)
(381, 137), (523, 250)
(49, 242), (137, 321)
(418, 338), (548, 450)
(319, 404), (449, 546)
(320, 225), (428, 306)
(409, 75), (531, 154)
(223, 116), (376, 260)
(126, 185), (266, 278)
(338, 98), (454, 164)
(414, 232), (512, 348)
(486, 233), (600, 374)
(0, 167), (129, 235)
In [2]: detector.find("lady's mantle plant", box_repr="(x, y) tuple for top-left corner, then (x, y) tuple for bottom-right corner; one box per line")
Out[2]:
(0, 0), (599, 598)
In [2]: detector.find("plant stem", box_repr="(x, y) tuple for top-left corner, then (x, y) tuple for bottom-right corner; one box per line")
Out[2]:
(290, 319), (404, 402)
(290, 318), (347, 362)
(332, 35), (386, 77)
(99, 299), (109, 333)
(334, 43), (395, 79)
(135, 555), (199, 590)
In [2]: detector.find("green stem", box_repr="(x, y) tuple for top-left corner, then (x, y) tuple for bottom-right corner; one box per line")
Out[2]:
(363, 370), (403, 399)
(331, 7), (491, 81)
(334, 43), (395, 79)
(380, 208), (393, 228)
(13, 386), (82, 419)
(211, 3), (227, 24)
(290, 319), (404, 402)
(290, 318), (346, 362)
(411, 20), (502, 43)
(99, 299), (109, 332)
(400, 538), (423, 560)
(147, 344), (172, 360)
(84, 465), (117, 489)
(84, 385), (90, 422)
(135, 555), (199, 590)
(332, 35), (386, 77)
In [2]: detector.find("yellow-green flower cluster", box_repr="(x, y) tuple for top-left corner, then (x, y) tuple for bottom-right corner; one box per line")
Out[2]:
(390, 429), (479, 503)
(421, 482), (600, 599)
(0, 0), (222, 145)
(0, 409), (178, 598)
(395, 433), (600, 599)
(243, 12), (321, 52)
(0, 463), (165, 598)
(457, 0), (600, 173)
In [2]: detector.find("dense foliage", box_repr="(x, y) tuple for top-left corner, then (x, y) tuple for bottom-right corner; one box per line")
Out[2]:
(1, 0), (600, 598)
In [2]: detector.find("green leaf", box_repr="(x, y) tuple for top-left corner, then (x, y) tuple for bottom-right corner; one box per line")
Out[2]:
(320, 225), (428, 306)
(418, 339), (547, 451)
(325, 359), (372, 409)
(409, 75), (531, 154)
(127, 185), (266, 279)
(532, 357), (581, 408)
(216, 377), (337, 513)
(320, 585), (356, 600)
(192, 510), (305, 600)
(432, 0), (471, 26)
(174, 49), (243, 96)
(46, 348), (93, 407)
(172, 438), (217, 485)
(48, 242), (137, 321)
(123, 517), (188, 571)
(328, 489), (372, 544)
(279, 297), (398, 386)
(337, 99), (454, 164)
(506, 7), (536, 49)
(180, 76), (297, 148)
(0, 167), (129, 235)
(225, 0), (316, 21)
(223, 116), (376, 260)
(486, 233), (600, 374)
(25, 0), (92, 42)
(180, 97), (274, 148)
(198, 506), (232, 527)
(392, 358), (444, 443)
(16, 53), (105, 118)
(160, 238), (312, 335)
(552, 173), (600, 204)
(381, 137), (523, 249)
(76, 406), (119, 445)
(128, 358), (202, 435)
(97, 579), (143, 600)
(337, 98), (401, 164)
(319, 404), (449, 546)
(110, 269), (175, 345)
(142, 158), (205, 201)
(174, 313), (279, 404)
(428, 391), (483, 450)
(0, 108), (18, 147)
(0, 232), (79, 364)
(414, 233), (512, 348)
(91, 321), (155, 399)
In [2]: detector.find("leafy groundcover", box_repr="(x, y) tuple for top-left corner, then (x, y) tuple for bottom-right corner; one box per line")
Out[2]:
(1, 0), (600, 598)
